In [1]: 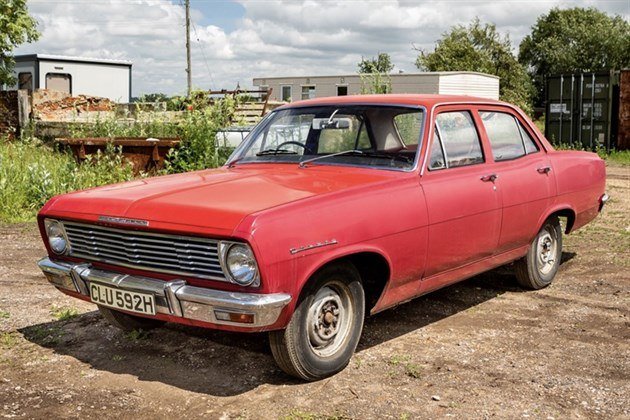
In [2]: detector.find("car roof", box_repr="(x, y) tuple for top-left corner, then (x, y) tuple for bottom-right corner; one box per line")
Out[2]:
(280, 94), (506, 110)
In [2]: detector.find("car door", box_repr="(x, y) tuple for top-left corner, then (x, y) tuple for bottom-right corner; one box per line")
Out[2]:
(475, 107), (557, 253)
(420, 108), (502, 279)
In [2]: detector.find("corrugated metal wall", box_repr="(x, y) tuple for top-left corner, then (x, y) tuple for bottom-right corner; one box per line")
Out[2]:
(545, 71), (621, 150)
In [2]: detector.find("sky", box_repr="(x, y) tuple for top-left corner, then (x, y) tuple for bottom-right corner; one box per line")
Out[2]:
(16, 0), (630, 97)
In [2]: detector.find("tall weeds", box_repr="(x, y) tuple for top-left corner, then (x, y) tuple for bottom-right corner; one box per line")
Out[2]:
(0, 139), (134, 222)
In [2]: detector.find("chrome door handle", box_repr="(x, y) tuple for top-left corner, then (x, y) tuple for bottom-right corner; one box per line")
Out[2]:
(537, 166), (552, 174)
(480, 174), (498, 182)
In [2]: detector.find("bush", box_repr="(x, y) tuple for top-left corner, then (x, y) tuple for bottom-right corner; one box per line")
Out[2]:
(68, 94), (238, 174)
(0, 138), (134, 222)
(163, 96), (237, 173)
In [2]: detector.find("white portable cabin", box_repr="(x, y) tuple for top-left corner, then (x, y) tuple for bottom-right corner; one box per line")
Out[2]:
(254, 71), (500, 102)
(7, 54), (132, 102)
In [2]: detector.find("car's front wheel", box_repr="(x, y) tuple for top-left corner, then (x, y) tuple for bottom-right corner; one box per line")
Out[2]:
(98, 306), (166, 331)
(269, 263), (365, 381)
(515, 216), (563, 289)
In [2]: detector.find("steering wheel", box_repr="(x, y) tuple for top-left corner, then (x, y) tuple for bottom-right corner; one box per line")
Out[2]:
(276, 141), (307, 150)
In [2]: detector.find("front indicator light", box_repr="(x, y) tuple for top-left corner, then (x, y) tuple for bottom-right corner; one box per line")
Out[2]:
(214, 310), (255, 324)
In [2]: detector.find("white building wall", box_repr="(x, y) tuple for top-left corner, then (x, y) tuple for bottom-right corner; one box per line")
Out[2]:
(38, 60), (130, 102)
(4, 61), (36, 90)
(254, 72), (498, 102)
(437, 73), (499, 100)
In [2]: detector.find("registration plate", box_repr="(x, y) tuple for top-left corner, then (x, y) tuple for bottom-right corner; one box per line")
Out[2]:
(89, 283), (156, 316)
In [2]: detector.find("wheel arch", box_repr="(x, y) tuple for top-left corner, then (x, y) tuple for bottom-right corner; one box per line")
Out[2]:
(538, 205), (576, 235)
(297, 248), (392, 314)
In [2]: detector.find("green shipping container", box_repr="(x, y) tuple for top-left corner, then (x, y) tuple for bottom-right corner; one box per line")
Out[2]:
(545, 71), (621, 151)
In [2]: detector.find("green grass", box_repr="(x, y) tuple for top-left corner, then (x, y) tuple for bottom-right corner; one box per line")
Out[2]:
(0, 96), (239, 223)
(553, 142), (630, 165)
(0, 310), (9, 319)
(125, 329), (151, 341)
(281, 410), (350, 420)
(0, 138), (135, 222)
(387, 354), (423, 379)
(0, 332), (19, 349)
(606, 150), (630, 165)
(27, 325), (65, 345)
(50, 306), (79, 321)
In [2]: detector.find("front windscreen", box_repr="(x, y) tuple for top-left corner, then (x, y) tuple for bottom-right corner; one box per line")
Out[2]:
(230, 105), (424, 170)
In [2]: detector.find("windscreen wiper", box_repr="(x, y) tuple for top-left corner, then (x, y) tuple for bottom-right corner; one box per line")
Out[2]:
(299, 150), (413, 168)
(298, 150), (363, 168)
(360, 151), (413, 164)
(256, 148), (299, 156)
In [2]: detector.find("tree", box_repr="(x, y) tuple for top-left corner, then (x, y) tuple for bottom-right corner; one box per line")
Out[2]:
(358, 52), (394, 74)
(519, 7), (630, 105)
(0, 0), (40, 86)
(416, 19), (534, 114)
(358, 53), (394, 94)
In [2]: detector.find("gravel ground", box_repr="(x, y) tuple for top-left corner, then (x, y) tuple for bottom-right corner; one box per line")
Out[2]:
(0, 164), (628, 419)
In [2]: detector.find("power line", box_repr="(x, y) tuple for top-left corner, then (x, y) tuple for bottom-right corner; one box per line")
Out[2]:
(190, 19), (216, 89)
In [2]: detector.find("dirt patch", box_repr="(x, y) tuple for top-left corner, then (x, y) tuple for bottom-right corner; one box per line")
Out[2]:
(1, 164), (628, 419)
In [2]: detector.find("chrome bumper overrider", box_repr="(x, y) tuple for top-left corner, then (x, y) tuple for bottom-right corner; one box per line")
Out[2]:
(38, 257), (291, 328)
(599, 193), (609, 212)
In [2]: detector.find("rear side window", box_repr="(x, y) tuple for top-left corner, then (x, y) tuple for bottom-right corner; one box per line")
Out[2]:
(480, 112), (538, 161)
(433, 111), (484, 168)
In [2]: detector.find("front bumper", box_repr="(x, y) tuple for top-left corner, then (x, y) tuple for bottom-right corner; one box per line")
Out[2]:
(38, 257), (291, 328)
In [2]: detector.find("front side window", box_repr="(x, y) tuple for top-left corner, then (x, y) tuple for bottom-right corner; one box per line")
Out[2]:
(433, 111), (484, 168)
(480, 111), (539, 161)
(233, 105), (424, 170)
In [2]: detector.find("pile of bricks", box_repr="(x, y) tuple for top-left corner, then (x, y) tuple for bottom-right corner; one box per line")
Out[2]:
(33, 89), (113, 121)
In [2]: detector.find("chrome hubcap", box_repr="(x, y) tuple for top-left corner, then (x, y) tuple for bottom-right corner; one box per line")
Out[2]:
(307, 283), (353, 357)
(537, 228), (557, 275)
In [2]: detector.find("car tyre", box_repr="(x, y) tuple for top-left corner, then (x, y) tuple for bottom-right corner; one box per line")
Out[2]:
(98, 306), (166, 331)
(515, 216), (563, 290)
(269, 262), (365, 381)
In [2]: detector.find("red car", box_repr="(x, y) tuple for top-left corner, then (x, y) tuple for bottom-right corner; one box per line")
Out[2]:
(37, 94), (607, 380)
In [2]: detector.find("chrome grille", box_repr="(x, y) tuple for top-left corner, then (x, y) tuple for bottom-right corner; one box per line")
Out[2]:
(62, 221), (225, 280)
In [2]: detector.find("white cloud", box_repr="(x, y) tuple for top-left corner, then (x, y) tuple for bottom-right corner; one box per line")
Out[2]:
(16, 0), (630, 96)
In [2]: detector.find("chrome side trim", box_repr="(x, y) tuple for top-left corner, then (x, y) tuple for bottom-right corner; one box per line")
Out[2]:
(289, 239), (338, 255)
(37, 257), (291, 328)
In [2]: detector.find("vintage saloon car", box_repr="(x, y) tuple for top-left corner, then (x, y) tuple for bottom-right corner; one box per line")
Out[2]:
(37, 95), (607, 380)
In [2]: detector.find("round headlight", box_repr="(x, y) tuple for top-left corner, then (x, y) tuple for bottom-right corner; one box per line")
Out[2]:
(226, 244), (258, 286)
(45, 220), (67, 254)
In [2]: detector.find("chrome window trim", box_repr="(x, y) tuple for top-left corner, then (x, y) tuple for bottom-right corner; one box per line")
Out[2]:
(420, 101), (550, 176)
(226, 103), (427, 173)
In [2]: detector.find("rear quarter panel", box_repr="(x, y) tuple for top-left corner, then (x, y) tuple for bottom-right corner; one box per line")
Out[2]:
(548, 150), (606, 231)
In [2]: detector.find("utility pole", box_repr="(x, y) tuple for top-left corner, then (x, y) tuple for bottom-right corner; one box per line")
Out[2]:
(185, 0), (192, 97)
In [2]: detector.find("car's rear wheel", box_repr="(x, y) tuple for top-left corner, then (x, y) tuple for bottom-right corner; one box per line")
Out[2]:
(98, 306), (166, 331)
(269, 263), (365, 381)
(515, 216), (563, 289)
